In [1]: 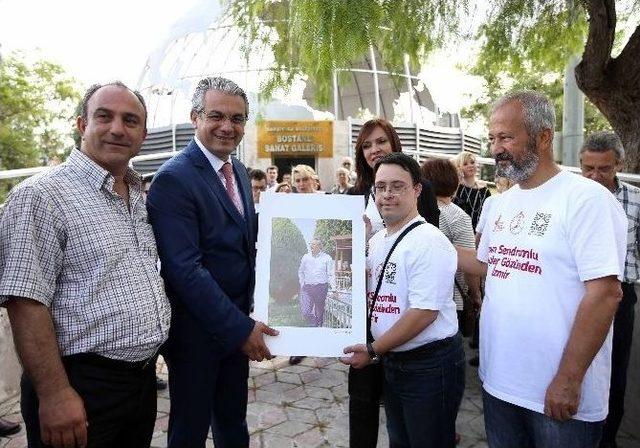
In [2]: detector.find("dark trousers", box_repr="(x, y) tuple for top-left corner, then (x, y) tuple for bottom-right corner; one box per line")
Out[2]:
(483, 390), (603, 448)
(600, 282), (637, 448)
(348, 363), (384, 448)
(21, 353), (157, 448)
(383, 334), (465, 448)
(300, 283), (329, 327)
(167, 349), (249, 448)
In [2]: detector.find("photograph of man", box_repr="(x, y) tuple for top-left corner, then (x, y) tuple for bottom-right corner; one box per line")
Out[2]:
(147, 76), (277, 448)
(0, 81), (171, 448)
(298, 238), (335, 327)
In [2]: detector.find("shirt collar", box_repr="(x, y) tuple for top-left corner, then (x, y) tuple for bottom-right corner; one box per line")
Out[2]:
(67, 149), (142, 192)
(194, 135), (229, 173)
(614, 176), (623, 194)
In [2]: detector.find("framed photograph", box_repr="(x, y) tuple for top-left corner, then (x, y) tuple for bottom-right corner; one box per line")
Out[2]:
(254, 193), (366, 357)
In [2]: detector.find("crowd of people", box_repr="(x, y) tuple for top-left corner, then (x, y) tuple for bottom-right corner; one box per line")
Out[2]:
(0, 76), (636, 448)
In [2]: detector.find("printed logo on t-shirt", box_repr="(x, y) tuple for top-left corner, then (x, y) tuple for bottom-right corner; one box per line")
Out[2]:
(528, 212), (552, 236)
(509, 211), (526, 234)
(493, 214), (505, 233)
(384, 262), (397, 284)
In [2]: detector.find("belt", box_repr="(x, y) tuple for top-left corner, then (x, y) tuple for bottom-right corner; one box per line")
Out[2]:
(384, 334), (458, 362)
(63, 353), (156, 371)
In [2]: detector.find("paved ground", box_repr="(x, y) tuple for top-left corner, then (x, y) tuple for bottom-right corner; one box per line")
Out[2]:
(2, 347), (639, 447)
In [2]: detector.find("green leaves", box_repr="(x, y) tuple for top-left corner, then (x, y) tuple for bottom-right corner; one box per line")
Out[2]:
(226, 0), (467, 106)
(0, 51), (81, 201)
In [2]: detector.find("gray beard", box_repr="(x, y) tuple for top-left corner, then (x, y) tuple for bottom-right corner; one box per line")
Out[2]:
(495, 140), (540, 182)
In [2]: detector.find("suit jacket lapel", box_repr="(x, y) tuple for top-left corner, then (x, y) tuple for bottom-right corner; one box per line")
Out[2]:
(186, 141), (248, 232)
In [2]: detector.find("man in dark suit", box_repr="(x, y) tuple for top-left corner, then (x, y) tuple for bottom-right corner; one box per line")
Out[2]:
(147, 76), (277, 448)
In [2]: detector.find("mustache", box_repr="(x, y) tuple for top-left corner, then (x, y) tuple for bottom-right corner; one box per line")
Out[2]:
(495, 153), (513, 162)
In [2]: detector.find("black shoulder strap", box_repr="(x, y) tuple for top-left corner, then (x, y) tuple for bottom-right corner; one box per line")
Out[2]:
(367, 220), (425, 340)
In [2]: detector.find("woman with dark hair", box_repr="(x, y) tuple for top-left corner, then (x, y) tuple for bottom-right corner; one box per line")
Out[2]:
(349, 118), (439, 231)
(347, 118), (439, 448)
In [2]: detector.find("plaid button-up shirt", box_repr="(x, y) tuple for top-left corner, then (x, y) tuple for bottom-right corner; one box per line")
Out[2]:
(0, 150), (170, 361)
(614, 178), (640, 283)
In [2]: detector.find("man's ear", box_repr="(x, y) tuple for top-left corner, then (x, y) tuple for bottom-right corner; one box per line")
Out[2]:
(538, 128), (553, 151)
(414, 181), (423, 198)
(190, 110), (199, 126)
(76, 116), (86, 137)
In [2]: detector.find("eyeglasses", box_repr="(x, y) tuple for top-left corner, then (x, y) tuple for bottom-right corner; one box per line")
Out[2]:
(200, 110), (248, 125)
(374, 182), (411, 196)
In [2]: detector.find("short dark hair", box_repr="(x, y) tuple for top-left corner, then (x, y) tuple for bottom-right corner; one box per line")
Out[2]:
(80, 81), (148, 128)
(250, 169), (267, 182)
(421, 158), (459, 197)
(374, 153), (421, 185)
(267, 165), (278, 171)
(580, 131), (625, 162)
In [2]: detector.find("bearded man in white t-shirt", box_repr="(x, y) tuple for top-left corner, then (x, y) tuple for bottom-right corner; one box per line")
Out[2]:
(458, 90), (627, 448)
(342, 152), (464, 448)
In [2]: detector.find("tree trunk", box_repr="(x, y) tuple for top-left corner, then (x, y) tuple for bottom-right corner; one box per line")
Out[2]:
(575, 0), (640, 173)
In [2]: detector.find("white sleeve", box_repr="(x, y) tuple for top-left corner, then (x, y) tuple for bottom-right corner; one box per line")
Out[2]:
(566, 188), (627, 282)
(405, 236), (457, 310)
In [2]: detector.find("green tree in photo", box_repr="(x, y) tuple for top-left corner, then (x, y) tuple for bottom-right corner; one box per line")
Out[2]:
(270, 217), (308, 301)
(313, 219), (352, 258)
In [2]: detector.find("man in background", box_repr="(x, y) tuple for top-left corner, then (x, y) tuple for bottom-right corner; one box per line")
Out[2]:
(580, 131), (639, 448)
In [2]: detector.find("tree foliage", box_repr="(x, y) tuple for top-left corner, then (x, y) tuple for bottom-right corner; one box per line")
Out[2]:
(270, 217), (308, 301)
(313, 218), (352, 258)
(0, 51), (81, 200)
(226, 0), (640, 171)
(467, 0), (638, 166)
(226, 0), (467, 105)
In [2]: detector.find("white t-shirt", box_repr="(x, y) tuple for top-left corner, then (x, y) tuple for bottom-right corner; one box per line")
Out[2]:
(475, 194), (497, 235)
(477, 170), (627, 422)
(298, 251), (335, 289)
(368, 216), (458, 351)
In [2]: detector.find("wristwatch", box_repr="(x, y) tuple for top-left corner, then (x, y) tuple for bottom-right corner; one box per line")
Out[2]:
(366, 342), (381, 364)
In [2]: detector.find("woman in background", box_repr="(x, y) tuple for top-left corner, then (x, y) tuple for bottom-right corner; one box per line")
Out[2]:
(453, 151), (491, 230)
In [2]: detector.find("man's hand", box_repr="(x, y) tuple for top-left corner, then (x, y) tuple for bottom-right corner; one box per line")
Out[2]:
(39, 386), (88, 448)
(340, 344), (372, 369)
(544, 373), (581, 421)
(241, 321), (279, 361)
(363, 215), (372, 241)
(467, 288), (482, 312)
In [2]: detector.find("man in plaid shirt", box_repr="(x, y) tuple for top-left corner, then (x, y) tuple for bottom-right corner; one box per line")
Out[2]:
(0, 82), (171, 448)
(580, 131), (640, 448)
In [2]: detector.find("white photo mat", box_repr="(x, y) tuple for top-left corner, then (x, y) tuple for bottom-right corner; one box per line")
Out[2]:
(254, 193), (366, 357)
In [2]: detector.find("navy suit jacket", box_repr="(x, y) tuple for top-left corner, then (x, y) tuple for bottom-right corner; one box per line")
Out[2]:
(147, 140), (256, 356)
